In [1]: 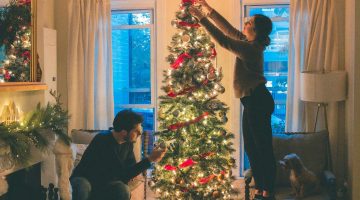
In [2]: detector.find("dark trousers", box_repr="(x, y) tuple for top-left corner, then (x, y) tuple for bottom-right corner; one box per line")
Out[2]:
(241, 84), (276, 193)
(70, 177), (130, 200)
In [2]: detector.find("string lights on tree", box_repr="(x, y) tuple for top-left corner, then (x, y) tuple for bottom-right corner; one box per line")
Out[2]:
(150, 0), (238, 199)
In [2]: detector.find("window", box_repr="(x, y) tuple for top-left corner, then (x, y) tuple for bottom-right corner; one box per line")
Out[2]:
(241, 3), (290, 171)
(111, 10), (156, 156)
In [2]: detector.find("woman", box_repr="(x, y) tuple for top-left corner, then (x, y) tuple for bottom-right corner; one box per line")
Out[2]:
(190, 1), (276, 200)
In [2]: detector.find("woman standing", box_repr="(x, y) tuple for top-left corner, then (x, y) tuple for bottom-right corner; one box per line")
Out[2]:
(190, 1), (276, 199)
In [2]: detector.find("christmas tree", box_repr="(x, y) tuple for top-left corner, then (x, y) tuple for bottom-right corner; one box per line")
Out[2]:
(0, 0), (31, 82)
(149, 0), (237, 199)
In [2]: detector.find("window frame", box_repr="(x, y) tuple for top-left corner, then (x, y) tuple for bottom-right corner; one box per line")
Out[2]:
(111, 2), (157, 111)
(238, 0), (290, 177)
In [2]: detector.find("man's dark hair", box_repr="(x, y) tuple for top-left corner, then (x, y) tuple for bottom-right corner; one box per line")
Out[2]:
(113, 110), (143, 132)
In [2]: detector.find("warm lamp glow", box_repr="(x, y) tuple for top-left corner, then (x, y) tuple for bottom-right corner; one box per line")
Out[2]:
(300, 71), (347, 102)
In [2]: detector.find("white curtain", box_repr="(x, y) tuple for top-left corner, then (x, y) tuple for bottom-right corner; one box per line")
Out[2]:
(286, 0), (346, 182)
(67, 0), (114, 131)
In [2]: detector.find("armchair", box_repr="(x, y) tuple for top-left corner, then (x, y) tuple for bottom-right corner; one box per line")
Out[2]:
(244, 130), (336, 200)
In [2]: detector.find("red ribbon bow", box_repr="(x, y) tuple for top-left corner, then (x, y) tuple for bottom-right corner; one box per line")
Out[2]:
(168, 112), (209, 131)
(198, 175), (215, 184)
(164, 165), (177, 171)
(178, 21), (201, 28)
(179, 158), (197, 168)
(171, 53), (192, 69)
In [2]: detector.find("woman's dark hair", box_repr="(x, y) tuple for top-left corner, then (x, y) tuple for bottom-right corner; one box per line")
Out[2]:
(253, 14), (273, 47)
(113, 110), (143, 132)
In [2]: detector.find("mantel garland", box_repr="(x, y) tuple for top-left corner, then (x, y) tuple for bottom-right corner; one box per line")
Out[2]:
(0, 90), (71, 167)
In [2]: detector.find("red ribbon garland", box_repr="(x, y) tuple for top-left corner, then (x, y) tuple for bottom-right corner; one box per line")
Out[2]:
(171, 53), (192, 69)
(164, 158), (197, 171)
(178, 21), (201, 28)
(168, 112), (209, 131)
(167, 86), (196, 98)
(198, 175), (215, 184)
(164, 165), (177, 171)
(179, 158), (197, 168)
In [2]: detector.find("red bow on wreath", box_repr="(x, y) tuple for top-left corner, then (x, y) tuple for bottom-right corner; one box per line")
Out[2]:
(18, 0), (31, 5)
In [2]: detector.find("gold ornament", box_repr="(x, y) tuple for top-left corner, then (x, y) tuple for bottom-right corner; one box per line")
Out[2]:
(21, 35), (29, 42)
(175, 177), (185, 185)
(181, 34), (191, 43)
(212, 191), (220, 198)
(217, 174), (225, 181)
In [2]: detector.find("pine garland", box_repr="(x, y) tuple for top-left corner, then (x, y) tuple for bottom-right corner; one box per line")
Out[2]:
(0, 90), (71, 167)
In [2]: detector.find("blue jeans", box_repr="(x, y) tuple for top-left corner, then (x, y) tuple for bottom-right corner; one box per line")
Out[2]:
(71, 177), (130, 200)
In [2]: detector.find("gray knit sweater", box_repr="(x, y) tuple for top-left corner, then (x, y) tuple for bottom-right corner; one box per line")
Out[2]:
(200, 9), (266, 98)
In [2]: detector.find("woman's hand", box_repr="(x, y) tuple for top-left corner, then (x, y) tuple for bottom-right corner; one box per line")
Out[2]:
(195, 0), (213, 17)
(197, 0), (210, 8)
(189, 6), (205, 20)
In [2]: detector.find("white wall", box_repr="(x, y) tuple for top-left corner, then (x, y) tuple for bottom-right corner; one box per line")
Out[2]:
(54, 0), (70, 110)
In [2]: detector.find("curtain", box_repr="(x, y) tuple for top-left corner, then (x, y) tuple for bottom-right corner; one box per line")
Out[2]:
(286, 0), (346, 182)
(67, 0), (114, 130)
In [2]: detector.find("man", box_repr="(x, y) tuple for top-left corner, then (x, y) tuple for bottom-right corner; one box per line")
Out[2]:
(70, 110), (166, 200)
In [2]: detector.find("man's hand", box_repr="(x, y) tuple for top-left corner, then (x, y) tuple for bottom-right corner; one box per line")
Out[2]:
(148, 147), (167, 163)
(189, 6), (205, 20)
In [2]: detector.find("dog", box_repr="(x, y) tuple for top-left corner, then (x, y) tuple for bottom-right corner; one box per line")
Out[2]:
(279, 153), (321, 198)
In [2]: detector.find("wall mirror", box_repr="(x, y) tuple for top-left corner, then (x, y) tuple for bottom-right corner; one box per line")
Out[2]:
(0, 0), (37, 83)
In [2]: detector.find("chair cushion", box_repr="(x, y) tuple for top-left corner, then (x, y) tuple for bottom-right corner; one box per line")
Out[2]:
(273, 130), (329, 186)
(71, 129), (103, 144)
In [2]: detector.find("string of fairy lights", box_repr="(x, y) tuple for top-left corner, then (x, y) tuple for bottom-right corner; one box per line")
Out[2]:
(149, 0), (238, 199)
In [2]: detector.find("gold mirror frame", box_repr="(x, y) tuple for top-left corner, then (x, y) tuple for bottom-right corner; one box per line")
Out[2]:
(0, 0), (46, 91)
(30, 0), (37, 82)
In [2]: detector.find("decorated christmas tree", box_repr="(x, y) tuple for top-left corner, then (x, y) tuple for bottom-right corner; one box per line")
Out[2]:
(0, 0), (31, 82)
(149, 0), (237, 199)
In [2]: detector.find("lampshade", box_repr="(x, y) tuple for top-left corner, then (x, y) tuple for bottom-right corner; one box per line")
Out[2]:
(300, 71), (347, 102)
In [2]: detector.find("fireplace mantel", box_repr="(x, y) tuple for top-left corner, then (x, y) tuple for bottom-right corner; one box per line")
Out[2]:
(0, 82), (48, 92)
(0, 131), (73, 200)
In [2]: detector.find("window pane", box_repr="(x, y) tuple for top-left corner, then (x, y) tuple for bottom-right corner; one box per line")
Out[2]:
(112, 28), (151, 105)
(246, 5), (289, 133)
(112, 11), (151, 26)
